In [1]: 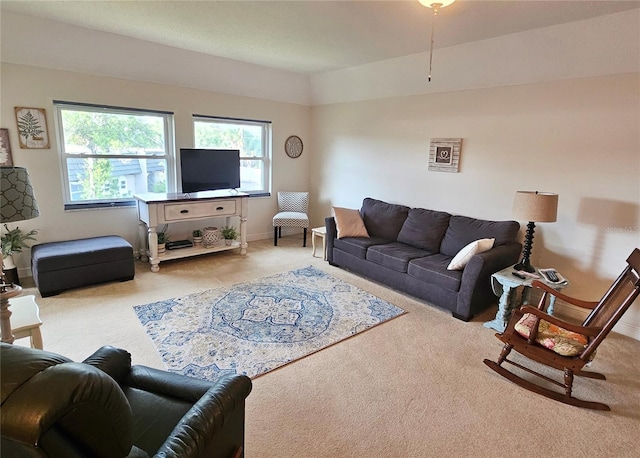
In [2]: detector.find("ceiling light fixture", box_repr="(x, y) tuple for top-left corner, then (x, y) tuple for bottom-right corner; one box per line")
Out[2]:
(418, 0), (455, 82)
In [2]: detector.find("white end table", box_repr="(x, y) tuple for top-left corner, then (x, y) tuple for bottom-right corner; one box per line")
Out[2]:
(311, 226), (327, 260)
(9, 295), (43, 349)
(483, 266), (569, 333)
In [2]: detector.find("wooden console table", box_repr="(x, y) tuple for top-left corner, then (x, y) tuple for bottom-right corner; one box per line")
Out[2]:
(135, 190), (248, 272)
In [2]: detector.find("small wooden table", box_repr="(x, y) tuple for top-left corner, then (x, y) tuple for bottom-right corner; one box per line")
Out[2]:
(311, 226), (327, 260)
(8, 295), (43, 349)
(483, 266), (569, 333)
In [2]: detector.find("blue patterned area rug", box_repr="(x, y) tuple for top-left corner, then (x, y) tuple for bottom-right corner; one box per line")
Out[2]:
(134, 266), (405, 380)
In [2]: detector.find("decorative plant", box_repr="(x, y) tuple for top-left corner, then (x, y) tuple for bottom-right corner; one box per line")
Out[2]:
(157, 225), (169, 245)
(192, 229), (202, 237)
(1, 224), (38, 257)
(221, 226), (238, 240)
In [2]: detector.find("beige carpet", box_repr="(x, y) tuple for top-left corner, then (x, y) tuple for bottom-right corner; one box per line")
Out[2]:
(16, 237), (640, 457)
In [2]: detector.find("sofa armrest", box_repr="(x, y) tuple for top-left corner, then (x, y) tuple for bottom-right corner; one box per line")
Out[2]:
(325, 216), (337, 264)
(125, 365), (219, 403)
(82, 345), (132, 383)
(154, 375), (252, 458)
(455, 242), (522, 320)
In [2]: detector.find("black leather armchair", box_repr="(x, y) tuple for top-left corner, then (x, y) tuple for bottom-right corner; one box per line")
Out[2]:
(0, 343), (252, 458)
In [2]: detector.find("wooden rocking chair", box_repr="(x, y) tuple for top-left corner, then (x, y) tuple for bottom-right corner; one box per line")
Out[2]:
(484, 248), (640, 411)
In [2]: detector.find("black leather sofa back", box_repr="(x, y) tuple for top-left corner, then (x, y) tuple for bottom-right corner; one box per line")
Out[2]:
(1, 344), (252, 458)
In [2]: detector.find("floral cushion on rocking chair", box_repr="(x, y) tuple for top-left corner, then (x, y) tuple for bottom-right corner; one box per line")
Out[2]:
(514, 313), (589, 357)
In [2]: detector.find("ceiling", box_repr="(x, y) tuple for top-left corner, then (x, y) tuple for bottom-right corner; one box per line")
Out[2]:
(2, 0), (639, 75)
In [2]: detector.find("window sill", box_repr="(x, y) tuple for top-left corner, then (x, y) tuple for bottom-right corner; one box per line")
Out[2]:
(64, 201), (137, 211)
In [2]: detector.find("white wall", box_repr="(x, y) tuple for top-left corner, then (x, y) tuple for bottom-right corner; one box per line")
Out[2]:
(309, 74), (640, 338)
(0, 63), (310, 269)
(310, 9), (640, 104)
(1, 10), (311, 106)
(305, 9), (640, 338)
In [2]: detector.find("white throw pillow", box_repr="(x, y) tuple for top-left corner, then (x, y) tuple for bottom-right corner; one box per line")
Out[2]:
(447, 238), (495, 270)
(333, 207), (370, 239)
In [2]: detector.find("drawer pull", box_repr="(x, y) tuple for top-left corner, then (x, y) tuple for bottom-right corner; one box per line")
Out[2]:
(180, 209), (189, 214)
(216, 206), (224, 210)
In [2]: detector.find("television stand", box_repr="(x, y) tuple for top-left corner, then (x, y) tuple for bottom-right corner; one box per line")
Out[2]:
(134, 190), (248, 272)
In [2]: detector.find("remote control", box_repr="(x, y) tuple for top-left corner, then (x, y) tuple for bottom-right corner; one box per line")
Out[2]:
(546, 270), (559, 282)
(512, 271), (527, 280)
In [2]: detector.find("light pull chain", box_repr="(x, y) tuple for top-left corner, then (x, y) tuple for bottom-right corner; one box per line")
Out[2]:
(428, 3), (442, 82)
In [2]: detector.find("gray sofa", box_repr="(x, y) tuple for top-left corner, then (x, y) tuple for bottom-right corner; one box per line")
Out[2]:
(325, 198), (522, 321)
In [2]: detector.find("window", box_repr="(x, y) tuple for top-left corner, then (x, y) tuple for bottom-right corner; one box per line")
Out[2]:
(193, 116), (271, 195)
(54, 102), (175, 209)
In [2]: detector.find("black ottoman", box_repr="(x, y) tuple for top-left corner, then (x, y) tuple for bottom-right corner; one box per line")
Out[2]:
(31, 236), (135, 297)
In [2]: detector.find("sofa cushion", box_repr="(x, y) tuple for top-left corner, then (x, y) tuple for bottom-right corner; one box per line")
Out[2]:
(333, 207), (369, 239)
(361, 198), (410, 240)
(334, 237), (390, 259)
(397, 208), (451, 252)
(408, 254), (463, 292)
(447, 238), (495, 270)
(440, 216), (520, 257)
(366, 242), (430, 273)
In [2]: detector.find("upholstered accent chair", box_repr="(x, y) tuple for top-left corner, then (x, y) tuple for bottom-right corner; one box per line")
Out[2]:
(273, 191), (309, 247)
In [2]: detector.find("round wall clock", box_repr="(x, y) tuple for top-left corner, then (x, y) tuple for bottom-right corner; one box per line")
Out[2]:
(285, 135), (303, 158)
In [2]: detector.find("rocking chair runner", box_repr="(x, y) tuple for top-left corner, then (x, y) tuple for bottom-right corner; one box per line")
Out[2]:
(484, 248), (640, 411)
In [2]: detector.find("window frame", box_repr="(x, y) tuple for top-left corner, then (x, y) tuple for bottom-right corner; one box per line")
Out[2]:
(53, 101), (175, 210)
(192, 115), (272, 196)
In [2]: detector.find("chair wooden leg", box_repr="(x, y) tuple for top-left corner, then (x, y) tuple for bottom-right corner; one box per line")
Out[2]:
(564, 368), (574, 398)
(279, 227), (282, 238)
(497, 343), (513, 365)
(274, 227), (278, 246)
(303, 228), (307, 247)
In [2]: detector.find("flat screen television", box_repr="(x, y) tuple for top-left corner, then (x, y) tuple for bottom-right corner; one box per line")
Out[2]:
(179, 148), (241, 193)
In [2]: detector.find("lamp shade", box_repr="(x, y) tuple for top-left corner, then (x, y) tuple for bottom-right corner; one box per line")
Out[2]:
(1, 166), (40, 222)
(513, 191), (558, 223)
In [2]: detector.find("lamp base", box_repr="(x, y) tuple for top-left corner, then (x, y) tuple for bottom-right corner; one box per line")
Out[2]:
(513, 261), (536, 273)
(515, 221), (537, 273)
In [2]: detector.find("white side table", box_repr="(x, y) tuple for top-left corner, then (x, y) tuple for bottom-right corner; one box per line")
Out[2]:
(483, 266), (569, 333)
(9, 295), (43, 349)
(311, 226), (327, 260)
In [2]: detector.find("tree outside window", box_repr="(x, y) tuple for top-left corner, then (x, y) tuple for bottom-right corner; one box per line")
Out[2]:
(194, 116), (270, 195)
(55, 103), (174, 208)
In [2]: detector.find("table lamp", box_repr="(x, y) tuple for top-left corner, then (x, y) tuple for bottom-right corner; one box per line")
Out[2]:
(1, 166), (40, 344)
(512, 191), (558, 273)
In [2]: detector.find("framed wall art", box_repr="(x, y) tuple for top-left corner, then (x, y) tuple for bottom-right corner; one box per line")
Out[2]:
(15, 107), (50, 149)
(0, 128), (12, 166)
(428, 138), (462, 173)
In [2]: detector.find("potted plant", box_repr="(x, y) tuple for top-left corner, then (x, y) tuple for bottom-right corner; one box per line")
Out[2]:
(1, 224), (38, 284)
(192, 229), (203, 246)
(221, 226), (238, 246)
(156, 225), (168, 255)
